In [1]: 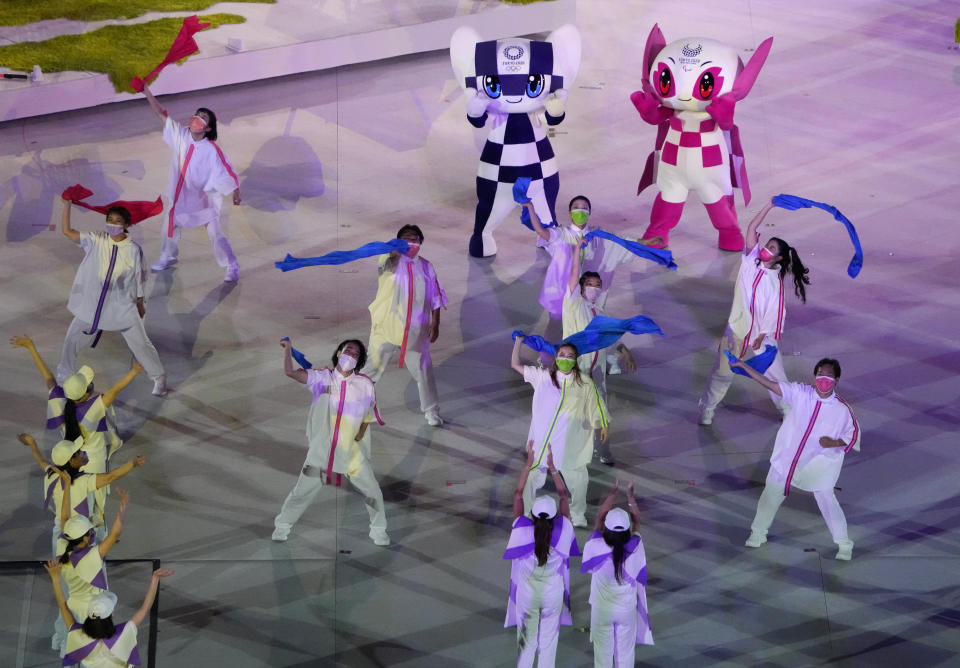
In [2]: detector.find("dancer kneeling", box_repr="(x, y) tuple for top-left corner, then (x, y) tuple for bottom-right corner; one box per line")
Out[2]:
(504, 442), (579, 668)
(730, 356), (860, 560)
(511, 336), (609, 527)
(45, 558), (173, 667)
(273, 338), (389, 546)
(581, 480), (653, 667)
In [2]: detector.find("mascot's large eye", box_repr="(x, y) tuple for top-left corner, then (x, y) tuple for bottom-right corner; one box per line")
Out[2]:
(526, 74), (544, 97)
(657, 66), (673, 96)
(698, 72), (715, 99)
(483, 75), (501, 99)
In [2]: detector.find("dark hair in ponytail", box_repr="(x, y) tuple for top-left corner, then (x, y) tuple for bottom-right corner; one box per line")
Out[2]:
(602, 528), (631, 584)
(770, 237), (810, 303)
(533, 514), (554, 567)
(63, 400), (82, 441)
(83, 616), (116, 639)
(58, 531), (92, 564)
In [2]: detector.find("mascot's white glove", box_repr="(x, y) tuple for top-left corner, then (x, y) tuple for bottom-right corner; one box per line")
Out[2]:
(545, 90), (567, 117)
(466, 90), (491, 118)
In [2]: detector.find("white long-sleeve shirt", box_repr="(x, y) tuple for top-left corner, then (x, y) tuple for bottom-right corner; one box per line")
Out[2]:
(727, 244), (785, 353)
(769, 382), (860, 493)
(67, 231), (144, 330)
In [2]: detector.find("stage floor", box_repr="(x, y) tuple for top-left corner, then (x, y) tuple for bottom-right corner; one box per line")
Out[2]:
(1, 0), (958, 666)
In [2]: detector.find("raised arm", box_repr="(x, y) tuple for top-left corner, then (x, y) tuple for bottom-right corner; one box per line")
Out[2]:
(520, 202), (551, 243)
(744, 199), (775, 254)
(594, 479), (620, 532)
(17, 433), (51, 473)
(510, 336), (526, 376)
(101, 361), (143, 408)
(58, 468), (72, 529)
(513, 441), (536, 520)
(129, 568), (175, 627)
(43, 560), (76, 628)
(280, 339), (308, 384)
(10, 335), (56, 389)
(96, 455), (145, 489)
(98, 488), (129, 558)
(729, 358), (783, 397)
(567, 239), (583, 296)
(546, 445), (571, 519)
(141, 84), (167, 124)
(625, 481), (642, 529)
(60, 199), (81, 243)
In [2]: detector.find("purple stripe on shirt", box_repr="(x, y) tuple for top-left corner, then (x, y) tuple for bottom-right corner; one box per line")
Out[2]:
(83, 244), (119, 335)
(503, 544), (534, 560)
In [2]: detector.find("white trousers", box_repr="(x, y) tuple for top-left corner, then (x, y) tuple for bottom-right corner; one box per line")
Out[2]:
(522, 466), (588, 526)
(516, 576), (563, 668)
(700, 333), (787, 413)
(368, 331), (439, 416)
(57, 316), (165, 383)
(591, 602), (638, 668)
(160, 219), (237, 269)
(750, 467), (852, 547)
(274, 460), (387, 534)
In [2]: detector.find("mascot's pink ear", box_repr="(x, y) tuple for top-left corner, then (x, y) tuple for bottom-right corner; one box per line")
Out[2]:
(731, 37), (773, 101)
(642, 23), (667, 87)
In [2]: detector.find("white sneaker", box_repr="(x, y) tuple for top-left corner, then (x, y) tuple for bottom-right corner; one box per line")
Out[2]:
(151, 256), (176, 271)
(271, 526), (290, 542)
(425, 411), (443, 427)
(369, 529), (390, 546)
(745, 532), (767, 548)
(835, 543), (853, 561)
(571, 515), (588, 528)
(224, 264), (239, 282)
(151, 375), (168, 397)
(698, 406), (715, 426)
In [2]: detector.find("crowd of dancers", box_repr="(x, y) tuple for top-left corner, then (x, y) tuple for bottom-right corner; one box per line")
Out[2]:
(10, 76), (861, 668)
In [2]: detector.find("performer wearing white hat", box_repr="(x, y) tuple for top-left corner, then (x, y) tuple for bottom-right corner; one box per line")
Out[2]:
(272, 339), (389, 546)
(55, 201), (167, 396)
(51, 490), (129, 654)
(367, 224), (448, 426)
(44, 558), (173, 667)
(729, 356), (860, 560)
(504, 442), (579, 668)
(141, 84), (242, 282)
(581, 480), (654, 667)
(511, 336), (609, 527)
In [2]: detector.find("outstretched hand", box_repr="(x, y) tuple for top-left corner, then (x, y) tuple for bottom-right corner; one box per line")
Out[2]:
(10, 335), (33, 349)
(43, 558), (62, 576)
(17, 433), (36, 447)
(525, 440), (535, 468)
(152, 568), (175, 579)
(546, 443), (555, 471)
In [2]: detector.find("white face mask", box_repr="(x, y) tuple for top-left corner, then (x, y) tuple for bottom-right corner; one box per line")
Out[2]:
(337, 354), (357, 373)
(583, 286), (601, 303)
(106, 224), (125, 236)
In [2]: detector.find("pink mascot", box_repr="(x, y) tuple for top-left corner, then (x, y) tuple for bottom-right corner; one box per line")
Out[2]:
(631, 24), (773, 251)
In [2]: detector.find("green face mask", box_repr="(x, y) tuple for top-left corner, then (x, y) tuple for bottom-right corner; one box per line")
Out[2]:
(556, 358), (576, 372)
(570, 210), (589, 226)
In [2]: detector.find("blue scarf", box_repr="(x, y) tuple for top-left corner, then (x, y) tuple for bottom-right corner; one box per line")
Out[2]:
(724, 344), (778, 377)
(276, 239), (410, 272)
(513, 314), (664, 357)
(582, 229), (677, 270)
(280, 337), (313, 369)
(772, 194), (862, 278)
(513, 177), (557, 231)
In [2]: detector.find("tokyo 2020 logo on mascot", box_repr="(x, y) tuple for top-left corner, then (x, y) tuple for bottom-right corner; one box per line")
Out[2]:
(450, 25), (581, 258)
(631, 24), (772, 252)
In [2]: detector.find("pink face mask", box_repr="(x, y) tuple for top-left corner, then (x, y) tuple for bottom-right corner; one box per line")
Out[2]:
(815, 376), (835, 393)
(758, 247), (774, 263)
(188, 116), (207, 133)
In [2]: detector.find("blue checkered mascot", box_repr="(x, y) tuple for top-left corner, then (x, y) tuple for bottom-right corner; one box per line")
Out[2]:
(450, 25), (581, 258)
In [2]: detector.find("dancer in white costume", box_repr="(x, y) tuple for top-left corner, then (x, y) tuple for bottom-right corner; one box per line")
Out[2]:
(504, 442), (579, 668)
(50, 491), (129, 654)
(273, 339), (390, 546)
(17, 433), (145, 552)
(698, 199), (810, 424)
(367, 224), (448, 426)
(511, 337), (608, 528)
(54, 201), (166, 395)
(141, 84), (242, 282)
(730, 357), (861, 560)
(45, 559), (173, 668)
(581, 481), (653, 667)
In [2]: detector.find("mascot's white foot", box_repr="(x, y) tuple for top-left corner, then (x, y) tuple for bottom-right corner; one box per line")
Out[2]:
(469, 233), (498, 258)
